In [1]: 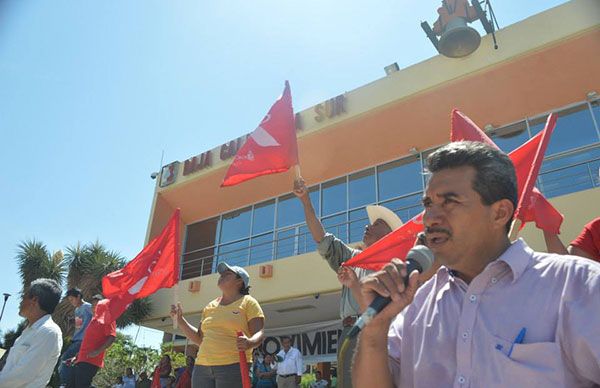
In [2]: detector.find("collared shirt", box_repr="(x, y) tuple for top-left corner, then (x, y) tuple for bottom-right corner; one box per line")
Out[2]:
(318, 233), (372, 319)
(0, 314), (62, 388)
(276, 347), (303, 376)
(72, 301), (93, 342)
(387, 239), (600, 387)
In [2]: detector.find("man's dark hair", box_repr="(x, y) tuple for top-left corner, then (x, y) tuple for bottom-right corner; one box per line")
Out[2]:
(280, 335), (292, 342)
(426, 141), (518, 232)
(66, 287), (82, 298)
(26, 278), (62, 314)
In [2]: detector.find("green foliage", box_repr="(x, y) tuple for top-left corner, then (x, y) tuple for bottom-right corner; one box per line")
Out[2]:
(16, 239), (67, 291)
(93, 332), (162, 388)
(160, 342), (187, 370)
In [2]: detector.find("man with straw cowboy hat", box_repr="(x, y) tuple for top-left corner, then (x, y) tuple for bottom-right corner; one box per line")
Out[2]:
(293, 178), (403, 388)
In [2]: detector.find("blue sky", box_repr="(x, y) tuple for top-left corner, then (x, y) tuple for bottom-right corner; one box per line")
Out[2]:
(0, 0), (567, 348)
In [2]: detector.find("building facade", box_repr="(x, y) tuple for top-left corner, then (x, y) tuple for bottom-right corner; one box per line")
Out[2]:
(142, 0), (600, 372)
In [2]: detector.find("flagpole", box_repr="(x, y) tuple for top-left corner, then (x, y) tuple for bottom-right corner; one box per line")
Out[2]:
(172, 283), (179, 330)
(294, 164), (302, 180)
(508, 218), (522, 241)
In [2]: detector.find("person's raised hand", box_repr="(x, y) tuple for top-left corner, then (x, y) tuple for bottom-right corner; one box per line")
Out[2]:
(293, 178), (309, 200)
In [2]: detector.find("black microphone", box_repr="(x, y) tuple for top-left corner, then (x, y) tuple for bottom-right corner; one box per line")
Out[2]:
(347, 246), (434, 339)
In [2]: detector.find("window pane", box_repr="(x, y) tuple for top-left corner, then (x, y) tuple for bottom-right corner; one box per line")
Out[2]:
(220, 207), (251, 243)
(185, 217), (219, 253)
(298, 225), (317, 255)
(349, 208), (368, 243)
(541, 146), (600, 173)
(249, 232), (274, 265)
(277, 188), (319, 228)
(349, 169), (376, 209)
(378, 156), (422, 201)
(592, 100), (600, 132)
(322, 177), (347, 216)
(252, 200), (275, 235)
(181, 247), (216, 280)
(490, 121), (529, 153)
(322, 213), (347, 242)
(275, 228), (298, 259)
(216, 239), (249, 268)
(529, 104), (599, 156)
(381, 193), (423, 222)
(538, 146), (600, 197)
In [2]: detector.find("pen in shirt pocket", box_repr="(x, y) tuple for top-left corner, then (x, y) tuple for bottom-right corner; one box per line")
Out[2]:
(506, 327), (527, 358)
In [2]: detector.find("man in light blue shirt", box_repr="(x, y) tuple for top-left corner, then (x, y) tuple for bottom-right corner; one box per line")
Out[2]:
(58, 287), (93, 387)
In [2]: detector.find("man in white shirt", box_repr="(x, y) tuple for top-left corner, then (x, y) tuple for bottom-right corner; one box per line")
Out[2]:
(276, 336), (303, 388)
(0, 278), (63, 388)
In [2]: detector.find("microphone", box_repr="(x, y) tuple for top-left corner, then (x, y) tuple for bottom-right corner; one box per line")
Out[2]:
(347, 246), (434, 339)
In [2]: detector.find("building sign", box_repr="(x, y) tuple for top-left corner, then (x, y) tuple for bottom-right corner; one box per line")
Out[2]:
(183, 151), (212, 176)
(159, 161), (179, 188)
(261, 320), (342, 364)
(314, 94), (346, 123)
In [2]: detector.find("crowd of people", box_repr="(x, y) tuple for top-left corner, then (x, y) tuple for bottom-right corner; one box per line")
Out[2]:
(0, 141), (599, 388)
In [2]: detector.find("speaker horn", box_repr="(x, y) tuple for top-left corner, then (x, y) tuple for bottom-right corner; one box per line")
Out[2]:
(438, 17), (481, 58)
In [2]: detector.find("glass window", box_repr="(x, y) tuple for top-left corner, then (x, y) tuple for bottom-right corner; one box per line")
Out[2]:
(381, 193), (423, 223)
(277, 188), (319, 228)
(216, 239), (249, 268)
(249, 232), (274, 266)
(538, 163), (596, 198)
(220, 207), (251, 243)
(529, 104), (599, 156)
(275, 228), (298, 259)
(184, 217), (220, 253)
(538, 146), (600, 197)
(297, 225), (317, 255)
(322, 213), (347, 242)
(322, 177), (347, 216)
(378, 156), (422, 201)
(349, 208), (368, 243)
(252, 200), (275, 235)
(349, 169), (376, 209)
(591, 100), (600, 131)
(181, 247), (215, 280)
(490, 121), (529, 153)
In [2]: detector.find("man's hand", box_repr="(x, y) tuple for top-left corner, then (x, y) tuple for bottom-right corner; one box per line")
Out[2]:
(293, 178), (309, 201)
(236, 334), (252, 351)
(359, 258), (420, 329)
(337, 266), (359, 289)
(64, 357), (76, 366)
(170, 303), (183, 322)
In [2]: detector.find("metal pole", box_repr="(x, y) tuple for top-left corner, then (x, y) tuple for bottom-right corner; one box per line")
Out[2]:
(0, 293), (11, 323)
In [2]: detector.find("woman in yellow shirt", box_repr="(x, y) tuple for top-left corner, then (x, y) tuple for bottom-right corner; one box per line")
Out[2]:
(171, 262), (265, 388)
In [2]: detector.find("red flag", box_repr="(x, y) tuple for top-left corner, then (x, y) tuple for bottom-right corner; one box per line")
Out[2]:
(450, 109), (563, 233)
(221, 81), (299, 187)
(102, 209), (181, 302)
(511, 114), (559, 231)
(343, 214), (424, 271)
(93, 294), (134, 325)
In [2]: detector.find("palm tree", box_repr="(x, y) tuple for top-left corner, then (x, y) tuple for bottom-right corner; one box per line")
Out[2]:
(53, 241), (152, 337)
(15, 239), (67, 291)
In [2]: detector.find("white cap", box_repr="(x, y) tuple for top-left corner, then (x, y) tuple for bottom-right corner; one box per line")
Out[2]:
(366, 205), (404, 231)
(217, 262), (250, 288)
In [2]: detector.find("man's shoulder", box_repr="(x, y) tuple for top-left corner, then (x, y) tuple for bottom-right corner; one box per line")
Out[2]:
(40, 317), (62, 337)
(530, 250), (600, 278)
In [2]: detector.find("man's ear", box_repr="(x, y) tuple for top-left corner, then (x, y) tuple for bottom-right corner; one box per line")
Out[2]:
(491, 199), (515, 231)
